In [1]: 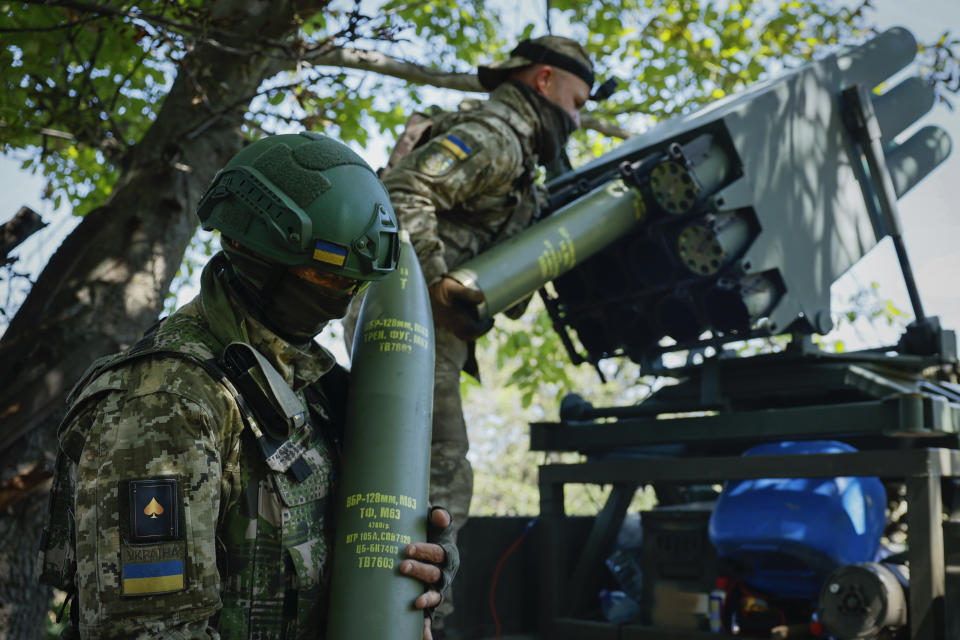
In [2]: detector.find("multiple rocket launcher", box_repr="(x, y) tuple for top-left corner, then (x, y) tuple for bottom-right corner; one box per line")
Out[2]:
(324, 27), (952, 640)
(450, 27), (952, 366)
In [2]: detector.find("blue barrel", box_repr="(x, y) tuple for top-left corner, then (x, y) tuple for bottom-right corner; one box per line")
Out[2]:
(708, 441), (886, 600)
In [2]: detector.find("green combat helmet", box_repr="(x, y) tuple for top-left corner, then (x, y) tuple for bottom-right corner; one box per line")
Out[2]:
(197, 131), (400, 281)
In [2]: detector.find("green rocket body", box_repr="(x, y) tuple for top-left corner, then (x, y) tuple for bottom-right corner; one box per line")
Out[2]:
(326, 231), (435, 639)
(447, 178), (647, 320)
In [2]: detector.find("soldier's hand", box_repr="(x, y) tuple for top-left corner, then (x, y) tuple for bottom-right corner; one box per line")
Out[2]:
(428, 276), (492, 341)
(401, 507), (459, 640)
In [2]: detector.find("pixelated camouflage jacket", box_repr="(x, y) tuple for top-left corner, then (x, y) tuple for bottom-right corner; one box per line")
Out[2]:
(382, 80), (548, 286)
(50, 252), (344, 639)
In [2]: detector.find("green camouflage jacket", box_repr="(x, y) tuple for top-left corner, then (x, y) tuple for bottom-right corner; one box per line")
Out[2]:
(382, 81), (547, 286)
(49, 253), (344, 639)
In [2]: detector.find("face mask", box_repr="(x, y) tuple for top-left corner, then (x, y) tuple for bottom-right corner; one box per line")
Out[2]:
(509, 80), (576, 163)
(223, 245), (353, 344)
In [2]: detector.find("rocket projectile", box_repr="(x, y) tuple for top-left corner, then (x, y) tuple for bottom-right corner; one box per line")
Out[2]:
(648, 135), (732, 216)
(448, 178), (647, 321)
(676, 212), (751, 277)
(326, 230), (435, 640)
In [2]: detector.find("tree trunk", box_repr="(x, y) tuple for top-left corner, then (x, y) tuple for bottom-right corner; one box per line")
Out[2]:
(0, 1), (314, 636)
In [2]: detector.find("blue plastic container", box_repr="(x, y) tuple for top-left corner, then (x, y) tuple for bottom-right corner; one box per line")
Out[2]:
(708, 441), (886, 600)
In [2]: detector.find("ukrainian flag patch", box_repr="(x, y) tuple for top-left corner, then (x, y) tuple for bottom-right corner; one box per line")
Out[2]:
(417, 135), (472, 177)
(313, 240), (348, 266)
(122, 559), (185, 596)
(439, 135), (471, 160)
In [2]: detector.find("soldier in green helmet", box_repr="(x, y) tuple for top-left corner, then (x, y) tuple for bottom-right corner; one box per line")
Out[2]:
(39, 132), (458, 639)
(343, 35), (597, 634)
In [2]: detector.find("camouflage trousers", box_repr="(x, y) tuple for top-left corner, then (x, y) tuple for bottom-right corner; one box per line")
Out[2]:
(343, 299), (474, 627)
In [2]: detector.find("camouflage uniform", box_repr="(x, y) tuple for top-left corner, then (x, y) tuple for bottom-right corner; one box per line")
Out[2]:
(51, 253), (344, 639)
(395, 78), (552, 516)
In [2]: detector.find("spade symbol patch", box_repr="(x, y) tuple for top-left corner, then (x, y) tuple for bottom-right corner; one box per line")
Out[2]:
(144, 497), (165, 519)
(128, 478), (179, 542)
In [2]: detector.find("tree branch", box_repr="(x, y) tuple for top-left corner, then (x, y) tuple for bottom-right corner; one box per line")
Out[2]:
(0, 13), (102, 32)
(66, 25), (128, 147)
(581, 115), (633, 140)
(20, 3), (632, 145)
(303, 45), (485, 92)
(108, 49), (150, 116)
(0, 463), (51, 511)
(299, 47), (636, 138)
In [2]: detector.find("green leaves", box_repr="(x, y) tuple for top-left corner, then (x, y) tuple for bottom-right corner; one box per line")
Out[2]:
(1, 2), (174, 214)
(1, 0), (948, 226)
(380, 0), (504, 66)
(545, 0), (877, 136)
(495, 306), (578, 409)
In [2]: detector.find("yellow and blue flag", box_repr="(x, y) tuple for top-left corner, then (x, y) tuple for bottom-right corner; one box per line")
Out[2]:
(314, 240), (348, 266)
(418, 134), (473, 177)
(122, 560), (185, 595)
(439, 135), (471, 160)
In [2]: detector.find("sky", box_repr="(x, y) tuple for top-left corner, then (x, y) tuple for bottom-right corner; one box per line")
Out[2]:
(827, 0), (960, 347)
(1, 0), (959, 355)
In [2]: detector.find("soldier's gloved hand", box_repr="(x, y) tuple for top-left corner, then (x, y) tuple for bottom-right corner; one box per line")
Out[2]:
(428, 277), (486, 338)
(429, 276), (493, 341)
(400, 507), (459, 640)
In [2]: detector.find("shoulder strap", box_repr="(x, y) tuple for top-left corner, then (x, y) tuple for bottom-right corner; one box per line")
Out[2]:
(38, 448), (78, 592)
(472, 100), (541, 242)
(481, 99), (535, 145)
(475, 100), (539, 198)
(68, 316), (314, 482)
(41, 309), (321, 598)
(196, 355), (314, 482)
(382, 111), (437, 174)
(303, 362), (349, 445)
(65, 317), (169, 406)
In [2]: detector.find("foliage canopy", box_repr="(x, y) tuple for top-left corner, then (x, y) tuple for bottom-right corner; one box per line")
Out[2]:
(2, 0), (900, 215)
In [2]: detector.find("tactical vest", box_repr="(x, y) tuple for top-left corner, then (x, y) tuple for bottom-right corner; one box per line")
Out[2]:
(39, 308), (347, 639)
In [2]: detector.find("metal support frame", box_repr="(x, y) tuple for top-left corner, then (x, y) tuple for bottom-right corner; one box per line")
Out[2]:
(907, 472), (947, 638)
(842, 84), (926, 323)
(532, 395), (960, 453)
(538, 448), (960, 639)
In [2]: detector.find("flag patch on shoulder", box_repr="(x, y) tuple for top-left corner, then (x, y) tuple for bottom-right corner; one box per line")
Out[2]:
(439, 135), (471, 159)
(122, 559), (185, 595)
(417, 134), (472, 177)
(121, 478), (186, 596)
